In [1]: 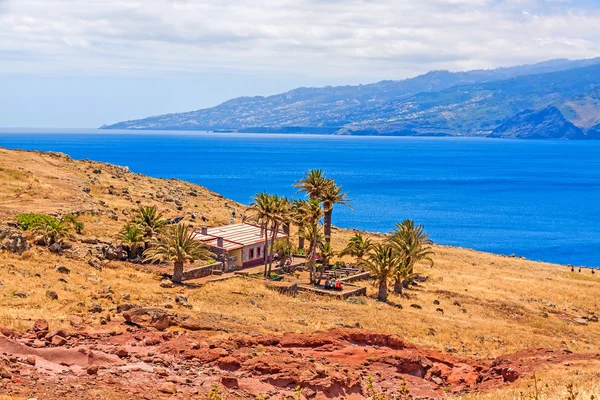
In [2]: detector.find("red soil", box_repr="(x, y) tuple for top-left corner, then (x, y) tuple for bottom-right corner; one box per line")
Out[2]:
(0, 321), (598, 399)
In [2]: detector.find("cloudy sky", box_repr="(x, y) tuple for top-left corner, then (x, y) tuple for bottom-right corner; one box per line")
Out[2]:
(2, 0), (600, 128)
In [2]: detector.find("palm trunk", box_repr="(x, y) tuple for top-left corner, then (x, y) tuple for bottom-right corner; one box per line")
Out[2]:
(172, 261), (184, 284)
(316, 257), (328, 285)
(262, 223), (269, 277)
(394, 279), (403, 294)
(324, 209), (333, 244)
(298, 236), (305, 251)
(309, 227), (318, 284)
(268, 222), (279, 276)
(378, 280), (388, 302)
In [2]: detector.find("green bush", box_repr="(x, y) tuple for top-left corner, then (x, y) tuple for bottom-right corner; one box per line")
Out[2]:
(16, 213), (58, 231)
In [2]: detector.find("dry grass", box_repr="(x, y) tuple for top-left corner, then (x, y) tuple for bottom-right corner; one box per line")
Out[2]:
(456, 361), (600, 399)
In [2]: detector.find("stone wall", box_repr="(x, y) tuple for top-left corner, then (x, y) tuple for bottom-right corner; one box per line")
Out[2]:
(181, 262), (223, 281)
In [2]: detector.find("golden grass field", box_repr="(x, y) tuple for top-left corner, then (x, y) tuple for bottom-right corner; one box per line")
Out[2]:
(1, 148), (599, 399)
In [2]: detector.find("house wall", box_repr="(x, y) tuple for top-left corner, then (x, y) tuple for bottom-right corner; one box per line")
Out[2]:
(242, 240), (270, 267)
(230, 248), (243, 267)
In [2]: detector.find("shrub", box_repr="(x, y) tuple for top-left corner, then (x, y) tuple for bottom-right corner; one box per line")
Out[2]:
(62, 214), (84, 234)
(346, 296), (367, 305)
(16, 213), (57, 231)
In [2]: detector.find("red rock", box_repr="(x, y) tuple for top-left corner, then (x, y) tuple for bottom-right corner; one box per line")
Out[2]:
(159, 382), (177, 394)
(0, 367), (11, 379)
(221, 376), (239, 389)
(26, 355), (36, 366)
(51, 336), (67, 346)
(87, 365), (99, 375)
(33, 319), (49, 332)
(217, 356), (241, 371)
(116, 348), (129, 358)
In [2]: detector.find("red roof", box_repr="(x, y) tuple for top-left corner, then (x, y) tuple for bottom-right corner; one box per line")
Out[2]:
(193, 223), (287, 251)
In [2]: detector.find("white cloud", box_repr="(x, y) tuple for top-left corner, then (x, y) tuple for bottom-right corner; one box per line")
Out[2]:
(1, 0), (599, 80)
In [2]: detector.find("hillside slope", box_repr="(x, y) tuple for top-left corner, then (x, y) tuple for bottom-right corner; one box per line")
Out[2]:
(1, 148), (600, 399)
(102, 59), (600, 138)
(490, 106), (586, 139)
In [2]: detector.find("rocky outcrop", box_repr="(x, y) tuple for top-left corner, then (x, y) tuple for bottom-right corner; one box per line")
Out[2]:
(489, 106), (586, 139)
(0, 226), (28, 254)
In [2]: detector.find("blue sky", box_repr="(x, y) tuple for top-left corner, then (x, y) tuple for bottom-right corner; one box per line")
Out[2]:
(1, 0), (599, 128)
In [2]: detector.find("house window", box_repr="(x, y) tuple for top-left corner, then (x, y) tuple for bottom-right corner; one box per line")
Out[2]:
(250, 249), (254, 258)
(257, 247), (261, 257)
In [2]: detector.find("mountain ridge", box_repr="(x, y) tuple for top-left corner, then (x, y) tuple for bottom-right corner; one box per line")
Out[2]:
(102, 57), (600, 139)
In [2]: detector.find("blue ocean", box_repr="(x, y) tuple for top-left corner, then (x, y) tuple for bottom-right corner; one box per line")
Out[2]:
(1, 129), (599, 268)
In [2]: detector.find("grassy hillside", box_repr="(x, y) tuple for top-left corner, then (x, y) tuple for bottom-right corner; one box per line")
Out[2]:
(1, 148), (599, 399)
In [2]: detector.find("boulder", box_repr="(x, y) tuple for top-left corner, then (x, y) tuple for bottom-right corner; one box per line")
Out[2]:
(48, 242), (62, 253)
(116, 348), (129, 358)
(45, 290), (59, 300)
(13, 291), (29, 299)
(116, 303), (140, 314)
(55, 264), (70, 274)
(51, 335), (67, 346)
(87, 365), (99, 375)
(0, 227), (28, 254)
(123, 308), (172, 331)
(88, 258), (102, 270)
(33, 319), (49, 332)
(100, 245), (127, 261)
(159, 382), (176, 394)
(88, 303), (103, 313)
(160, 280), (175, 288)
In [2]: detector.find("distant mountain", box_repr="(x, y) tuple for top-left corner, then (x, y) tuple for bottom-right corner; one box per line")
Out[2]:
(102, 58), (600, 139)
(489, 106), (586, 139)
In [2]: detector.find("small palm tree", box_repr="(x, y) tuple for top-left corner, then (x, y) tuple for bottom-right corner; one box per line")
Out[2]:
(320, 179), (352, 244)
(390, 220), (435, 292)
(294, 169), (329, 200)
(119, 223), (145, 260)
(134, 205), (167, 240)
(144, 223), (213, 284)
(340, 232), (373, 265)
(360, 243), (399, 302)
(32, 218), (71, 246)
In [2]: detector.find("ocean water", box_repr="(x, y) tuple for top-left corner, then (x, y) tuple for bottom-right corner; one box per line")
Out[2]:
(1, 128), (599, 268)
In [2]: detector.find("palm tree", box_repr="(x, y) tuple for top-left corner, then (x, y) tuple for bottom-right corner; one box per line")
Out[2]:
(32, 218), (71, 246)
(143, 223), (213, 284)
(119, 223), (145, 260)
(339, 232), (373, 265)
(316, 241), (336, 285)
(320, 180), (352, 244)
(134, 205), (167, 240)
(360, 243), (399, 302)
(250, 192), (275, 277)
(298, 199), (323, 284)
(390, 220), (435, 292)
(291, 199), (308, 251)
(267, 195), (289, 276)
(302, 222), (323, 284)
(294, 169), (329, 200)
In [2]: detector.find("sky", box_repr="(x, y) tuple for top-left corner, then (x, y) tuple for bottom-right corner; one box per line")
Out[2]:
(1, 0), (600, 128)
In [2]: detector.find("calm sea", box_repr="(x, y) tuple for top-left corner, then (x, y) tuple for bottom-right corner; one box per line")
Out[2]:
(1, 128), (599, 268)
